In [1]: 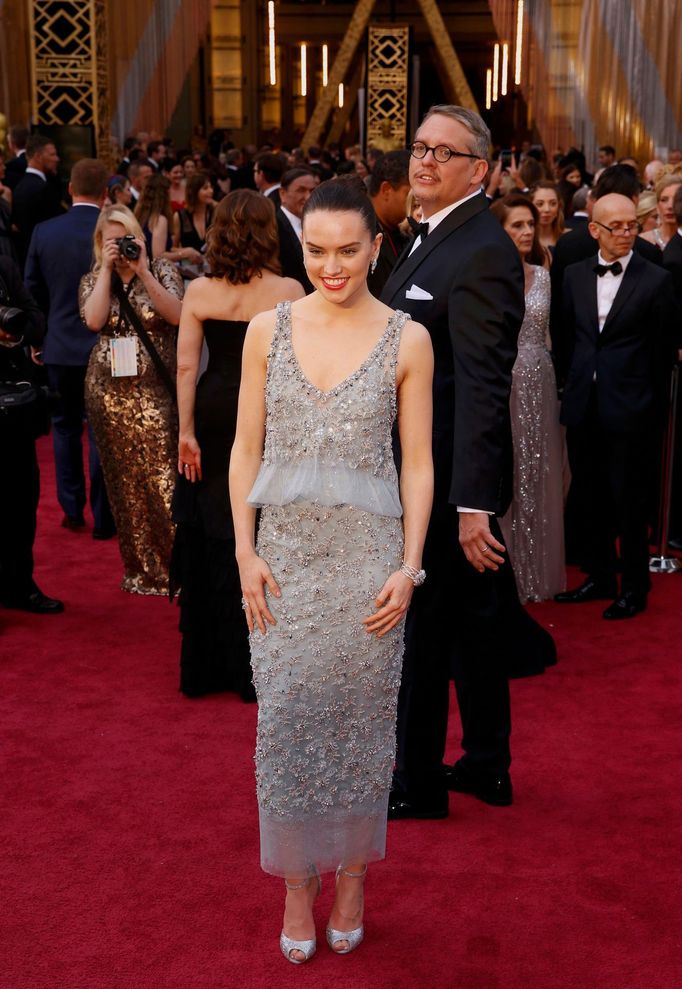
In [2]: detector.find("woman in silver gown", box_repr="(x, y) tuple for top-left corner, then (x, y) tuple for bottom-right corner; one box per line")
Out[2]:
(491, 194), (566, 602)
(230, 181), (433, 963)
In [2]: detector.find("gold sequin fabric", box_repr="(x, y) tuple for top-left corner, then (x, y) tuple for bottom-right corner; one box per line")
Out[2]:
(250, 302), (407, 878)
(500, 266), (566, 602)
(80, 260), (183, 595)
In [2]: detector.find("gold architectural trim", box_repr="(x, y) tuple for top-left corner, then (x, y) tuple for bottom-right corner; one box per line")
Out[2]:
(416, 0), (478, 112)
(366, 25), (409, 151)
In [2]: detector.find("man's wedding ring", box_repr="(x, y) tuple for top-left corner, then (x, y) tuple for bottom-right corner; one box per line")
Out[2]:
(481, 545), (489, 553)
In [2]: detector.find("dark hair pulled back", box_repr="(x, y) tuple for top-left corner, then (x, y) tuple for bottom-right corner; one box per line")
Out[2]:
(302, 178), (377, 238)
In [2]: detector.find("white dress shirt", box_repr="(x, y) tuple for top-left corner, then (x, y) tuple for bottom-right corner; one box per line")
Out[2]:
(408, 188), (482, 256)
(263, 183), (281, 198)
(25, 167), (46, 181)
(281, 206), (302, 241)
(596, 249), (633, 331)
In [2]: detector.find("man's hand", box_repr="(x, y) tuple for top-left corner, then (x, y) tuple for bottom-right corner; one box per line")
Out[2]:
(459, 512), (506, 573)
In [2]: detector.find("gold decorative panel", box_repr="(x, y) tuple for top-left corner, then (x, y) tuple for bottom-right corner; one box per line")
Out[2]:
(28, 0), (110, 156)
(366, 25), (409, 151)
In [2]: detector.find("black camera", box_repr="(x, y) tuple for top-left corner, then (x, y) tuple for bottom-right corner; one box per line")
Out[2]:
(116, 234), (141, 260)
(0, 304), (27, 336)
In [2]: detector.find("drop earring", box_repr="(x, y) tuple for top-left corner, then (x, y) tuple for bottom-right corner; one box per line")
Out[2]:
(370, 256), (378, 274)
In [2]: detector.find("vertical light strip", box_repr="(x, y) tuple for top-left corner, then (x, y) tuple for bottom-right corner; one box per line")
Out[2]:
(492, 43), (500, 102)
(486, 68), (492, 110)
(501, 42), (509, 96)
(515, 0), (524, 86)
(322, 44), (328, 87)
(268, 1), (276, 86)
(300, 43), (307, 96)
(338, 82), (344, 108)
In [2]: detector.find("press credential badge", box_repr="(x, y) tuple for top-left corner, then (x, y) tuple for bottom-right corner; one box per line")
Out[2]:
(110, 336), (138, 377)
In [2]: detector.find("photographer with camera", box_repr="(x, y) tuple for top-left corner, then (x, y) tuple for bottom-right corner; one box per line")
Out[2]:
(0, 255), (64, 614)
(80, 206), (183, 595)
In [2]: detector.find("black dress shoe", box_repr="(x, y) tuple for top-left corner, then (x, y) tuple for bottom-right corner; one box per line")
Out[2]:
(92, 527), (116, 540)
(602, 592), (647, 620)
(554, 577), (617, 604)
(2, 589), (64, 614)
(61, 514), (86, 531)
(445, 762), (513, 806)
(387, 789), (449, 820)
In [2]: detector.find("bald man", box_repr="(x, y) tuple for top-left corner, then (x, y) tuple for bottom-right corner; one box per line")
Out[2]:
(555, 194), (677, 618)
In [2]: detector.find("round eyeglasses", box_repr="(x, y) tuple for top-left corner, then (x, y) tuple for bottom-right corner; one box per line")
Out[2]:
(409, 142), (480, 164)
(593, 220), (642, 235)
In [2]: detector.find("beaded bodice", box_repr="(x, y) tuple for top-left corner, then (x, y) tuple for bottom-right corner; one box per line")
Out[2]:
(518, 266), (550, 350)
(248, 301), (407, 517)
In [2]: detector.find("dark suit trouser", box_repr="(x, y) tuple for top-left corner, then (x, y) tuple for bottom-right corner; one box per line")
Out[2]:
(0, 430), (39, 598)
(394, 500), (512, 804)
(566, 393), (653, 596)
(47, 364), (113, 531)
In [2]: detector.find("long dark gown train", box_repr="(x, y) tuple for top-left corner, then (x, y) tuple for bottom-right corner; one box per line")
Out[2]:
(170, 319), (253, 699)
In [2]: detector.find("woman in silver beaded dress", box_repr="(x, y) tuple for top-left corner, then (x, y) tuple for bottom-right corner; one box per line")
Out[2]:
(491, 195), (565, 602)
(229, 181), (433, 963)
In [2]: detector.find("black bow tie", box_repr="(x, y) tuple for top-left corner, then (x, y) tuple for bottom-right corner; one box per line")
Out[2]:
(594, 260), (623, 277)
(415, 221), (429, 241)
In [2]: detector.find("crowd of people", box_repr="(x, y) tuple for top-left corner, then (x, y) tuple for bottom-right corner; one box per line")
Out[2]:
(1, 110), (681, 965)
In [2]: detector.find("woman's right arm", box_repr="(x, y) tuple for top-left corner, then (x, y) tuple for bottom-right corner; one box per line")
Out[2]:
(229, 311), (281, 634)
(82, 240), (119, 331)
(176, 279), (205, 479)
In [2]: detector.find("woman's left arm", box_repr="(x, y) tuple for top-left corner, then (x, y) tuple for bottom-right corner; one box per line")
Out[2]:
(363, 320), (434, 637)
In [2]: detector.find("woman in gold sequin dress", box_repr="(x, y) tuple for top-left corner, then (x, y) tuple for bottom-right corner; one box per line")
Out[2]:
(80, 206), (183, 594)
(230, 182), (433, 963)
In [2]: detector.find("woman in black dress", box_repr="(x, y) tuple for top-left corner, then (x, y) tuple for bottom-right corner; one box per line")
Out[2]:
(172, 189), (305, 698)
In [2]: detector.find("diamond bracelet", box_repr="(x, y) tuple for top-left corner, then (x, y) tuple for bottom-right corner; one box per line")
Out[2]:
(400, 562), (426, 586)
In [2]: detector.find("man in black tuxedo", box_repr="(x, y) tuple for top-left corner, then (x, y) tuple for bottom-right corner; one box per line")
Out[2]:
(555, 194), (676, 618)
(660, 188), (682, 549)
(0, 255), (63, 614)
(25, 158), (115, 538)
(254, 153), (286, 209)
(367, 150), (411, 298)
(551, 166), (661, 379)
(4, 126), (29, 191)
(276, 167), (317, 294)
(381, 105), (525, 817)
(11, 135), (64, 268)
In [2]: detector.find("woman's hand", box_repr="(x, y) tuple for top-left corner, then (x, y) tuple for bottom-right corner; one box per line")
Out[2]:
(126, 237), (149, 278)
(101, 237), (120, 271)
(237, 552), (281, 634)
(362, 570), (414, 638)
(178, 434), (202, 482)
(180, 247), (203, 265)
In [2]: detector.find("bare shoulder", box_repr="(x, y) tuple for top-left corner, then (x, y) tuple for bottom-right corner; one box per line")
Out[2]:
(281, 277), (306, 300)
(245, 306), (278, 352)
(400, 317), (432, 353)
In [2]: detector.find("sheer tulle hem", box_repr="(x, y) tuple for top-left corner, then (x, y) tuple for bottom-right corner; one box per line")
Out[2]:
(247, 460), (402, 518)
(259, 803), (389, 877)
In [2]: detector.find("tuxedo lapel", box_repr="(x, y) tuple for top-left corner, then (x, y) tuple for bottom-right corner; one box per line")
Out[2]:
(601, 253), (644, 337)
(383, 192), (489, 299)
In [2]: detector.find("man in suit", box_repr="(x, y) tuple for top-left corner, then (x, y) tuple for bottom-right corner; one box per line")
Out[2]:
(116, 137), (139, 177)
(4, 125), (29, 190)
(253, 153), (286, 209)
(550, 165), (662, 381)
(381, 105), (525, 818)
(11, 135), (64, 268)
(367, 150), (411, 298)
(555, 194), (676, 618)
(564, 186), (590, 230)
(146, 140), (166, 171)
(0, 255), (63, 614)
(24, 158), (115, 538)
(660, 188), (682, 550)
(276, 167), (318, 294)
(128, 160), (152, 205)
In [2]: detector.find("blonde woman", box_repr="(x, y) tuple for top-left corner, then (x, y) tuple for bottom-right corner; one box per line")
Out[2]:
(641, 172), (682, 250)
(79, 206), (184, 594)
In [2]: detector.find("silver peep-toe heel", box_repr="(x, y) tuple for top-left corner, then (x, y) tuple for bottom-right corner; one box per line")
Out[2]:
(326, 864), (367, 955)
(280, 869), (321, 965)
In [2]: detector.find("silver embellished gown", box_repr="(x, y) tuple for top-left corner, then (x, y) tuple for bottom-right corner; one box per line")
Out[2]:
(247, 301), (408, 878)
(500, 266), (566, 603)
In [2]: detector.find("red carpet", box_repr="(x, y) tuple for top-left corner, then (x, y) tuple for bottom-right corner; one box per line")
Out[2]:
(3, 438), (682, 989)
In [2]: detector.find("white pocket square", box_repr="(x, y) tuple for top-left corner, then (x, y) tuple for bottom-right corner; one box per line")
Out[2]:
(405, 284), (433, 301)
